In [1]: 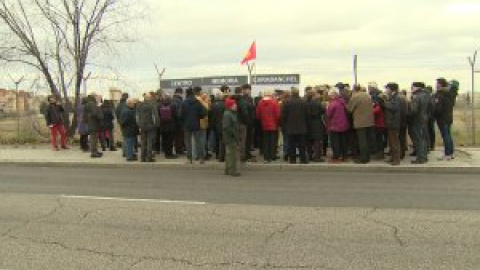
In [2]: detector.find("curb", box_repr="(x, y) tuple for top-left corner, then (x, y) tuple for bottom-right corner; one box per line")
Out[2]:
(1, 160), (479, 174)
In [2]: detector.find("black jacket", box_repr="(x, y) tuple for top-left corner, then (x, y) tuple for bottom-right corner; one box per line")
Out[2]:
(102, 105), (115, 131)
(119, 107), (139, 137)
(434, 87), (456, 125)
(307, 99), (325, 140)
(84, 100), (103, 133)
(45, 104), (65, 126)
(384, 92), (401, 129)
(136, 100), (160, 132)
(409, 89), (430, 126)
(234, 95), (251, 126)
(179, 96), (207, 132)
(282, 95), (308, 135)
(211, 99), (226, 134)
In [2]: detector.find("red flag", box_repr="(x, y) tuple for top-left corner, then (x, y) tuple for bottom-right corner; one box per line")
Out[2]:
(240, 41), (256, 65)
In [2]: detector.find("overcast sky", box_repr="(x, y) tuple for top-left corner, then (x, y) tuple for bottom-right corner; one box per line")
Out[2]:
(2, 0), (480, 95)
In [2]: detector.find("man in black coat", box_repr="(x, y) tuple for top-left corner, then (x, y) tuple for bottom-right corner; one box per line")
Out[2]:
(409, 82), (430, 164)
(282, 88), (309, 164)
(119, 98), (139, 161)
(172, 88), (185, 155)
(84, 94), (103, 158)
(179, 88), (207, 163)
(383, 83), (401, 166)
(159, 96), (178, 159)
(136, 93), (160, 162)
(434, 78), (456, 160)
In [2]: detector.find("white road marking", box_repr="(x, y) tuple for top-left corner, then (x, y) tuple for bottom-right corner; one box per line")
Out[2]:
(60, 195), (206, 205)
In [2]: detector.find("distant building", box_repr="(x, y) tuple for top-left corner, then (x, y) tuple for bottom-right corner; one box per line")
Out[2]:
(109, 87), (122, 103)
(0, 88), (46, 115)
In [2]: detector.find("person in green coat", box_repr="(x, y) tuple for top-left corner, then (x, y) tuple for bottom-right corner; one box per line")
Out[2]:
(222, 98), (241, 177)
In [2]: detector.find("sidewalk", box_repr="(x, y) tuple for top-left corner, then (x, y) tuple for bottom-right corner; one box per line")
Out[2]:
(0, 145), (479, 173)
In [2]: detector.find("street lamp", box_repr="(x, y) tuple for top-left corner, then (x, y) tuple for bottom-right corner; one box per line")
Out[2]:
(468, 50), (480, 145)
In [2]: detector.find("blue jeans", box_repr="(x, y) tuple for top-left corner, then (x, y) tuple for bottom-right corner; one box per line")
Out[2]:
(437, 122), (454, 156)
(124, 136), (136, 160)
(185, 130), (204, 160)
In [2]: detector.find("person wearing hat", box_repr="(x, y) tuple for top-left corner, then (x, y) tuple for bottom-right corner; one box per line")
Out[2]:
(383, 83), (401, 166)
(409, 82), (430, 164)
(223, 98), (241, 177)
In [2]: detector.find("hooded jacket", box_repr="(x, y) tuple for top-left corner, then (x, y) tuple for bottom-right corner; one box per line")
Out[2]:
(256, 96), (280, 131)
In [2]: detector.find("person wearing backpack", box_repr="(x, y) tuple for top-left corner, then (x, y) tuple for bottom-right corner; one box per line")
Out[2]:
(159, 95), (177, 159)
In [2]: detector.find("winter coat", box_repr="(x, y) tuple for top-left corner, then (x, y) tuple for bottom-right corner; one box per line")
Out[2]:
(235, 95), (252, 126)
(326, 97), (350, 133)
(347, 92), (374, 129)
(398, 94), (408, 128)
(119, 107), (139, 138)
(256, 96), (281, 131)
(136, 100), (160, 132)
(180, 96), (207, 132)
(84, 100), (103, 133)
(409, 89), (430, 126)
(102, 105), (115, 131)
(45, 104), (65, 126)
(434, 87), (456, 125)
(307, 99), (325, 140)
(373, 103), (385, 129)
(115, 100), (128, 124)
(384, 92), (401, 129)
(158, 100), (177, 133)
(211, 99), (226, 134)
(222, 110), (239, 145)
(282, 95), (308, 135)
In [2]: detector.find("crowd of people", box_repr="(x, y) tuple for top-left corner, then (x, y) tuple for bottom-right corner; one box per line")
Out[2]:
(44, 78), (459, 176)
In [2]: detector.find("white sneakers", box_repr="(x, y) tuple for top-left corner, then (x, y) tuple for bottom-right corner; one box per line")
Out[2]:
(437, 155), (454, 161)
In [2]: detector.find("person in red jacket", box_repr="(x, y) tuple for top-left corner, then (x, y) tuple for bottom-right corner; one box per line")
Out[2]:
(372, 98), (386, 160)
(256, 89), (281, 163)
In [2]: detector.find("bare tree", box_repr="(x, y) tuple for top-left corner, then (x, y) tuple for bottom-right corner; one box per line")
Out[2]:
(0, 0), (137, 135)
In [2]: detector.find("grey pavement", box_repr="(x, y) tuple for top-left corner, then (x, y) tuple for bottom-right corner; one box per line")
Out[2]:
(0, 145), (479, 172)
(1, 167), (480, 210)
(1, 152), (480, 269)
(1, 193), (480, 270)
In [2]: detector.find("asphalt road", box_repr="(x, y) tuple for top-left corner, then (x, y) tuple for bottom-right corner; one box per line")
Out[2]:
(1, 166), (480, 270)
(0, 166), (479, 210)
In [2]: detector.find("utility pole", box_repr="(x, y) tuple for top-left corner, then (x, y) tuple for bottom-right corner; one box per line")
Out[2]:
(9, 75), (25, 143)
(468, 50), (480, 145)
(154, 64), (166, 90)
(353, 54), (358, 85)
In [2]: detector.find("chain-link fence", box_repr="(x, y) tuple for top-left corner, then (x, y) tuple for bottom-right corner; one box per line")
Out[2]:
(0, 104), (479, 146)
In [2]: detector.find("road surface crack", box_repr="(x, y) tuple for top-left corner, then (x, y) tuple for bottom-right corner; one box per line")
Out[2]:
(362, 208), (405, 247)
(1, 198), (64, 239)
